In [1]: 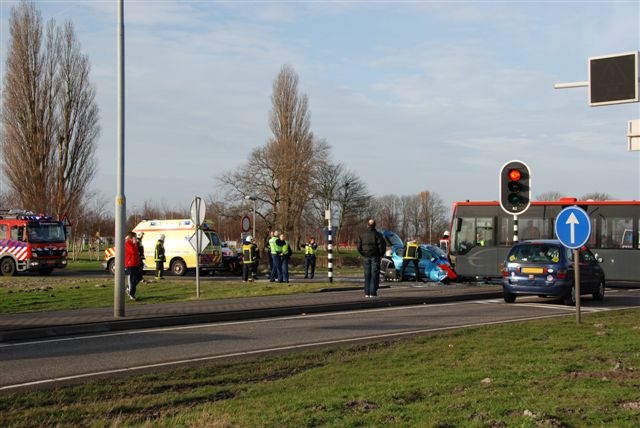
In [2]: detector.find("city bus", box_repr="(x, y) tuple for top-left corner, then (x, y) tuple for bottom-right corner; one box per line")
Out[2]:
(448, 199), (640, 283)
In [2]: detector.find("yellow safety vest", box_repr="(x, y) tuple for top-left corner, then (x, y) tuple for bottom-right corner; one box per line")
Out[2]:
(243, 243), (255, 263)
(305, 243), (316, 256)
(404, 242), (419, 260)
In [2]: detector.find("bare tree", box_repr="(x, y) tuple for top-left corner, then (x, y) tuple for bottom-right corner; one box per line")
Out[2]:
(535, 191), (566, 201)
(580, 192), (613, 201)
(419, 191), (448, 244)
(218, 64), (328, 243)
(1, 1), (99, 218)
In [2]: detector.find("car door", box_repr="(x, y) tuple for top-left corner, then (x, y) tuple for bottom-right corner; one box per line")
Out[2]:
(578, 249), (597, 292)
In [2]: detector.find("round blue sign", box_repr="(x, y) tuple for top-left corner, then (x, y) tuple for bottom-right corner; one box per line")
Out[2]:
(554, 206), (591, 249)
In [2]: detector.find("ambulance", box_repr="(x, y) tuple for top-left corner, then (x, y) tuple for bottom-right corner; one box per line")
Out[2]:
(103, 219), (223, 276)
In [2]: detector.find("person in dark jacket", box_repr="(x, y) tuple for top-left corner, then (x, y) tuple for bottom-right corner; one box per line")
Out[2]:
(154, 234), (166, 280)
(242, 235), (258, 282)
(357, 219), (386, 298)
(399, 238), (423, 282)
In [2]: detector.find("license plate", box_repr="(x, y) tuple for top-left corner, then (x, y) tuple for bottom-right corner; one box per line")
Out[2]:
(522, 267), (544, 274)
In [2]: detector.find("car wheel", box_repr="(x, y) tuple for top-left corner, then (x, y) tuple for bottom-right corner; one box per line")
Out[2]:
(107, 259), (115, 275)
(171, 259), (187, 276)
(0, 258), (16, 276)
(592, 280), (605, 301)
(503, 292), (516, 303)
(563, 285), (576, 306)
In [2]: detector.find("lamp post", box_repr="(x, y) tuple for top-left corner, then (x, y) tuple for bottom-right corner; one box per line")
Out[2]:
(245, 195), (256, 238)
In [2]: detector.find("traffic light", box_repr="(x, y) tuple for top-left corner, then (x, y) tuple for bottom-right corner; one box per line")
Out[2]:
(500, 160), (531, 215)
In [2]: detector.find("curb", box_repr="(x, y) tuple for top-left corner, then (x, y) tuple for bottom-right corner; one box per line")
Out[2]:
(0, 290), (503, 343)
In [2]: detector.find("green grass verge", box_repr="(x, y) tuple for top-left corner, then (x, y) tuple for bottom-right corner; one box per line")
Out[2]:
(0, 276), (355, 314)
(1, 309), (639, 427)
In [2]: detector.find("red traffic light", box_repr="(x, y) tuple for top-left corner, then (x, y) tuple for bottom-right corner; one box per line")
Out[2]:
(508, 169), (522, 181)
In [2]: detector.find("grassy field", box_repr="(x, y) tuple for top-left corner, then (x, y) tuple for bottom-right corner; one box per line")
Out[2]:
(0, 274), (357, 314)
(1, 309), (639, 427)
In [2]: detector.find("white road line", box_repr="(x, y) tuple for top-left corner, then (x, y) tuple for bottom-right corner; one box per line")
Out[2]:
(0, 312), (568, 392)
(0, 300), (484, 349)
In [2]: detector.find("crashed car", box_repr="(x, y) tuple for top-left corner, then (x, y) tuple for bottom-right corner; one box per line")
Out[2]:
(220, 242), (242, 276)
(379, 230), (457, 282)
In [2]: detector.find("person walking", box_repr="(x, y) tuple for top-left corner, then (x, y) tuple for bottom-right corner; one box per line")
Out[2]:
(277, 233), (292, 282)
(303, 236), (317, 279)
(399, 238), (422, 282)
(242, 235), (258, 282)
(154, 234), (166, 280)
(357, 219), (386, 298)
(269, 230), (282, 282)
(136, 232), (145, 277)
(125, 232), (142, 300)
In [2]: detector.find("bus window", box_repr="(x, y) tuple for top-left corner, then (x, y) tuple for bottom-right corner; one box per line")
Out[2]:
(520, 218), (547, 240)
(455, 217), (476, 255)
(600, 217), (633, 249)
(476, 217), (494, 246)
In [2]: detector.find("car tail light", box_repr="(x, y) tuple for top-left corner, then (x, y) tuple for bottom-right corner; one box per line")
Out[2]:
(557, 269), (568, 280)
(500, 263), (508, 277)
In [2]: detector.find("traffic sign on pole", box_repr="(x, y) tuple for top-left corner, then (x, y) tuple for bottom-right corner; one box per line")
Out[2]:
(241, 215), (251, 233)
(555, 206), (591, 249)
(190, 197), (206, 226)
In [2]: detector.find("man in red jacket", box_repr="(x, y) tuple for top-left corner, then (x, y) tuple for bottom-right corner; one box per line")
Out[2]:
(125, 232), (142, 300)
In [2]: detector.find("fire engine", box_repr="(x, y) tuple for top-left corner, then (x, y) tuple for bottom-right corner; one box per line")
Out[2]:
(0, 209), (68, 276)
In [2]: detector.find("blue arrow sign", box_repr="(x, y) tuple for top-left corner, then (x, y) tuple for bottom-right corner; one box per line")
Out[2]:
(555, 206), (591, 249)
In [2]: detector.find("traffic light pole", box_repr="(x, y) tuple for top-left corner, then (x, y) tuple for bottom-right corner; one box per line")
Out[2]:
(513, 215), (519, 243)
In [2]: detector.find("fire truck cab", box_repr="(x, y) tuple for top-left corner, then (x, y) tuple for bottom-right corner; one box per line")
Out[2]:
(0, 209), (68, 276)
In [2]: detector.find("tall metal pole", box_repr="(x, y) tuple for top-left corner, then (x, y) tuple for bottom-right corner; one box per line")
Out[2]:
(574, 249), (581, 324)
(252, 198), (256, 238)
(513, 215), (519, 243)
(114, 0), (126, 318)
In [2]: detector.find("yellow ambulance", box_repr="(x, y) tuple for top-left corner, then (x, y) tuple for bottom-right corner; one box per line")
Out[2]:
(103, 219), (223, 276)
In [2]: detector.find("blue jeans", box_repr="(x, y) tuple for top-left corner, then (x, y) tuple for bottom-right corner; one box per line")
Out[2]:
(363, 257), (381, 296)
(281, 256), (289, 282)
(271, 254), (282, 281)
(126, 266), (142, 297)
(304, 255), (316, 278)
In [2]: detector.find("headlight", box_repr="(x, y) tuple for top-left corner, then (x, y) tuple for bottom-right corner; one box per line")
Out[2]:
(62, 251), (67, 257)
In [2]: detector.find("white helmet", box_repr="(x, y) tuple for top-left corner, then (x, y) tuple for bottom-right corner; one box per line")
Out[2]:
(159, 234), (165, 241)
(245, 235), (252, 242)
(443, 230), (450, 237)
(136, 232), (143, 239)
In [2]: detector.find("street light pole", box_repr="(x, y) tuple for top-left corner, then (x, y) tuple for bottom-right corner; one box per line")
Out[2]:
(245, 195), (257, 237)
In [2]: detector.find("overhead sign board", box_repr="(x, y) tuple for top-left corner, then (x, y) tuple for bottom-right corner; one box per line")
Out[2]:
(555, 206), (591, 249)
(589, 51), (639, 106)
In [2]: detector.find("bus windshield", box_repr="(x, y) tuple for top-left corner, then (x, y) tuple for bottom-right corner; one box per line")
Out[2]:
(27, 222), (66, 243)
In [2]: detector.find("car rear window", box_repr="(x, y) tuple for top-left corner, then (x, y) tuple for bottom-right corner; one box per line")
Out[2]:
(508, 244), (562, 263)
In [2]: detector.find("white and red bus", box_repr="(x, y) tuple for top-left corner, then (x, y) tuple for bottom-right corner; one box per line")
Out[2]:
(0, 210), (68, 276)
(448, 199), (640, 283)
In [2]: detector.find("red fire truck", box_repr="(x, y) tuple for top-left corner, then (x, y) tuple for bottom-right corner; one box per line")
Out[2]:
(0, 209), (68, 276)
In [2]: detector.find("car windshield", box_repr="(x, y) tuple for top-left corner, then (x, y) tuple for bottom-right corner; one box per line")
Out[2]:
(509, 244), (561, 263)
(205, 231), (221, 246)
(27, 222), (66, 243)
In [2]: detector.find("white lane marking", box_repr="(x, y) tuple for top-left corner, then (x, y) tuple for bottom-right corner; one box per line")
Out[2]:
(0, 312), (569, 392)
(0, 300), (482, 349)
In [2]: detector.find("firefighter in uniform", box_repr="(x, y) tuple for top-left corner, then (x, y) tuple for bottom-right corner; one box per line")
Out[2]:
(154, 234), (166, 279)
(399, 238), (423, 282)
(242, 235), (258, 282)
(303, 236), (317, 279)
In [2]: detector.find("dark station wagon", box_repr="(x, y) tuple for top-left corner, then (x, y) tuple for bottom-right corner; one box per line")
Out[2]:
(501, 240), (605, 306)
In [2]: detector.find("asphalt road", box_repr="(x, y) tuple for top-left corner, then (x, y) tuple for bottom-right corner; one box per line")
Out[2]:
(1, 288), (639, 393)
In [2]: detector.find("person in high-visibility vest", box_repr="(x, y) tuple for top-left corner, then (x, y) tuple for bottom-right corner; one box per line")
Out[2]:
(154, 234), (166, 280)
(303, 236), (317, 279)
(399, 238), (423, 282)
(269, 230), (282, 282)
(277, 233), (292, 283)
(242, 235), (258, 282)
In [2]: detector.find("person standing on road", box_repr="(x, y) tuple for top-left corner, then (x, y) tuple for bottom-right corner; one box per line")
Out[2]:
(399, 238), (422, 282)
(154, 234), (166, 280)
(242, 235), (258, 282)
(251, 236), (260, 279)
(277, 233), (292, 283)
(357, 219), (386, 298)
(269, 230), (282, 282)
(125, 232), (142, 300)
(303, 236), (317, 279)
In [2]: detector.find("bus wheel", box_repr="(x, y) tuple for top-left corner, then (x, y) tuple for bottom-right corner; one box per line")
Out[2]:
(0, 258), (16, 276)
(39, 268), (54, 275)
(503, 292), (516, 303)
(171, 259), (187, 276)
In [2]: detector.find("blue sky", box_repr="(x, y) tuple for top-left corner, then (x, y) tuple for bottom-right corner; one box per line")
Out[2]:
(1, 1), (639, 216)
